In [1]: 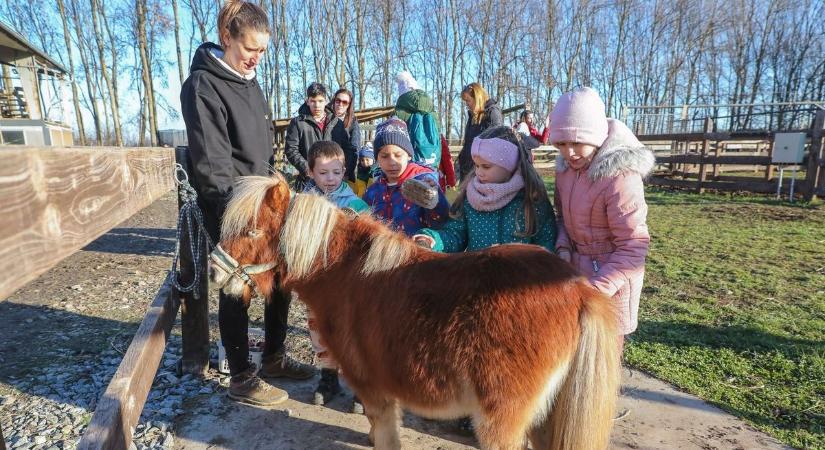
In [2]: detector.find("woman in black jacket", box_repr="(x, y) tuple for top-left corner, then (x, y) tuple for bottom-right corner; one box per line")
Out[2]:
(457, 82), (503, 181)
(331, 87), (362, 175)
(180, 0), (313, 408)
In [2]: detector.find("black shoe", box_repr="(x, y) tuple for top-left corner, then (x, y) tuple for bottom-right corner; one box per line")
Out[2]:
(455, 417), (474, 436)
(313, 368), (342, 405)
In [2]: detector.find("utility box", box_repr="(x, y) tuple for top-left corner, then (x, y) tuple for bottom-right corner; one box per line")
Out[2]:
(772, 132), (806, 164)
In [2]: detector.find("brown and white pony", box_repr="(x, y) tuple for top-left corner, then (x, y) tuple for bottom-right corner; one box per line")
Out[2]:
(209, 174), (620, 450)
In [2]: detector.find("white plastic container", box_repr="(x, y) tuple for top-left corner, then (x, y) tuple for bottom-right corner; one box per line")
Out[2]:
(217, 327), (264, 374)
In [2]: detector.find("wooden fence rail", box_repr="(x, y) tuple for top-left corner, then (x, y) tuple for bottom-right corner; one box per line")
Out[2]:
(0, 147), (175, 301)
(643, 110), (825, 197)
(0, 146), (181, 450)
(77, 279), (179, 450)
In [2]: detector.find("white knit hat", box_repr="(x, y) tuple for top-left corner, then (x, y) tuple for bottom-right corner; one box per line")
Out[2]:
(396, 71), (421, 96)
(549, 87), (609, 148)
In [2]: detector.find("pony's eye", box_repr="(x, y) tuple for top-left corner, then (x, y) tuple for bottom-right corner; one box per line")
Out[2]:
(247, 230), (262, 238)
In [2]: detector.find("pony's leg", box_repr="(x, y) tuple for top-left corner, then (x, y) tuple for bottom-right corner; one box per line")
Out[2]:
(361, 396), (400, 450)
(473, 410), (530, 450)
(527, 417), (552, 450)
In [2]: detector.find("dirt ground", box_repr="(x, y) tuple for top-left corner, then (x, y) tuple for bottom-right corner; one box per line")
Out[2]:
(0, 192), (791, 450)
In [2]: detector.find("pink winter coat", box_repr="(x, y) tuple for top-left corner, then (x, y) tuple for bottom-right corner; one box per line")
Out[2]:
(554, 119), (654, 335)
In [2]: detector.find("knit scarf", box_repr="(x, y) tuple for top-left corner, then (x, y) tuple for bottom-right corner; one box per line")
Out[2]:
(466, 172), (525, 211)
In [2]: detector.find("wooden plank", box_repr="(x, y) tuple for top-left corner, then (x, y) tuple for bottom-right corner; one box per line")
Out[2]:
(638, 128), (811, 142)
(0, 147), (175, 301)
(175, 147), (210, 376)
(655, 155), (773, 165)
(501, 103), (526, 115)
(649, 176), (781, 194)
(77, 277), (180, 450)
(272, 105), (395, 134)
(804, 110), (825, 201)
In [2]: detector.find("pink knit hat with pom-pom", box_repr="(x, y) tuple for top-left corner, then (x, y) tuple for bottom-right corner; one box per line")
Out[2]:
(549, 87), (609, 148)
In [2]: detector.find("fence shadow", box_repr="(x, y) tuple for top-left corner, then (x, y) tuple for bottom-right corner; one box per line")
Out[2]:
(82, 227), (176, 257)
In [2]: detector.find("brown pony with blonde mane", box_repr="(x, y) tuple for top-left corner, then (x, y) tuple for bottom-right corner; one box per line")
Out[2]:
(210, 173), (620, 450)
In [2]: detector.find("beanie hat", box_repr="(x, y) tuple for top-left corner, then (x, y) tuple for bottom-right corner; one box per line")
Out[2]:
(471, 137), (519, 173)
(396, 71), (421, 96)
(549, 87), (609, 148)
(358, 142), (374, 159)
(373, 117), (414, 157)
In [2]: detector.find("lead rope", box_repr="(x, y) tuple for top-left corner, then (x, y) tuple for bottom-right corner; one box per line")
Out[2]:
(169, 164), (215, 296)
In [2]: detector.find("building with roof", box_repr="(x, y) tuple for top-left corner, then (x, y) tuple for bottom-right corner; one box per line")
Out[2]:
(0, 21), (73, 146)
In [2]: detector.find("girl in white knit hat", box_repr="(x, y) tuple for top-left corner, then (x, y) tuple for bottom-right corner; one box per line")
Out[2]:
(551, 87), (655, 353)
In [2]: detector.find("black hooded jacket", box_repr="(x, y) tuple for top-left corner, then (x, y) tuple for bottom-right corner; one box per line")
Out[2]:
(180, 42), (274, 242)
(284, 103), (357, 182)
(458, 98), (503, 179)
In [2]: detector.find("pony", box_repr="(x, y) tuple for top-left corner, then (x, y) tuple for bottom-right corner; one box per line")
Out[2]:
(208, 173), (620, 450)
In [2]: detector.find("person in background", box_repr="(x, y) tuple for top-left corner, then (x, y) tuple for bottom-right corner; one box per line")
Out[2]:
(284, 82), (358, 188)
(457, 82), (502, 181)
(516, 109), (550, 144)
(329, 87), (361, 180)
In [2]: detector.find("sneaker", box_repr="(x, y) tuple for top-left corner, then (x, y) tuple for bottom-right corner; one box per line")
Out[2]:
(228, 365), (289, 406)
(313, 368), (342, 406)
(351, 395), (364, 415)
(259, 351), (316, 380)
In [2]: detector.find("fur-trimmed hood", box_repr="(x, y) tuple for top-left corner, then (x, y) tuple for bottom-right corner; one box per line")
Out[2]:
(556, 119), (654, 181)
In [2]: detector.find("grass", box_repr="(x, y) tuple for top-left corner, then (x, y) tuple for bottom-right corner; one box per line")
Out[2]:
(545, 181), (824, 449)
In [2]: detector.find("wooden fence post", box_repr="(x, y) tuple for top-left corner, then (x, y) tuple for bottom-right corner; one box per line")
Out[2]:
(697, 118), (713, 193)
(804, 110), (825, 201)
(175, 146), (210, 376)
(765, 142), (775, 181)
(1, 420), (6, 450)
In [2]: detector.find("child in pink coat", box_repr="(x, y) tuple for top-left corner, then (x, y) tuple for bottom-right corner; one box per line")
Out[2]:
(550, 87), (654, 351)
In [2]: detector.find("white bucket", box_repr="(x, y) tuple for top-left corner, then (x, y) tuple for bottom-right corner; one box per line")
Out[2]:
(217, 327), (264, 374)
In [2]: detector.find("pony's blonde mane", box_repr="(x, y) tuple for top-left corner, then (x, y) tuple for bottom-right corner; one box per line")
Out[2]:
(361, 229), (417, 276)
(221, 176), (282, 240)
(279, 193), (339, 278)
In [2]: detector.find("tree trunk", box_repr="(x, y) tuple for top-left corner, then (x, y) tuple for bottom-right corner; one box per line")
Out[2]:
(69, 0), (102, 144)
(56, 0), (87, 145)
(90, 0), (122, 146)
(173, 0), (185, 84)
(136, 0), (158, 146)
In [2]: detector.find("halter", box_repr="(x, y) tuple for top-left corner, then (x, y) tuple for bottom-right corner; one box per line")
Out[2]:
(209, 244), (276, 300)
(208, 186), (296, 299)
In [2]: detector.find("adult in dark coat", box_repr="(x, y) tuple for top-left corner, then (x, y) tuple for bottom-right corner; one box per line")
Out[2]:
(284, 83), (358, 185)
(180, 0), (313, 408)
(330, 87), (362, 173)
(458, 82), (503, 181)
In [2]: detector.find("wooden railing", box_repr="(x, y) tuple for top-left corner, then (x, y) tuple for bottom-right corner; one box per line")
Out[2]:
(642, 111), (825, 198)
(0, 146), (186, 450)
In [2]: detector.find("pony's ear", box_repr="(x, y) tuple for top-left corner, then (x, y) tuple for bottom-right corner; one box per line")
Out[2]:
(265, 180), (290, 211)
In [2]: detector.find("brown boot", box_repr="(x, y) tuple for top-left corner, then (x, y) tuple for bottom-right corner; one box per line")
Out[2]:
(228, 364), (289, 406)
(259, 351), (316, 380)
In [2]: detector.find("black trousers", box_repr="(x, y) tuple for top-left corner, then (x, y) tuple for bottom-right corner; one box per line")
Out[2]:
(219, 286), (292, 376)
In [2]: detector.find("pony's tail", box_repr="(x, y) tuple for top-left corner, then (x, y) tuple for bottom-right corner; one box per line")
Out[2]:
(547, 289), (620, 450)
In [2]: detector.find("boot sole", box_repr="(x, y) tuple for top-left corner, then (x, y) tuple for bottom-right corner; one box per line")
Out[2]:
(259, 371), (316, 381)
(227, 390), (289, 407)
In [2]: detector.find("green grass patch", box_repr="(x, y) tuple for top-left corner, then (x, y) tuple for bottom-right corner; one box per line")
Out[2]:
(598, 186), (824, 448)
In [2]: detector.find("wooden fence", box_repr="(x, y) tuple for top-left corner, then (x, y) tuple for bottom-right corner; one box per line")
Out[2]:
(641, 110), (825, 199)
(0, 146), (186, 450)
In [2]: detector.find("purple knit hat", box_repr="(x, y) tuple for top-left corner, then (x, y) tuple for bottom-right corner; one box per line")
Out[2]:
(373, 116), (414, 157)
(549, 87), (609, 148)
